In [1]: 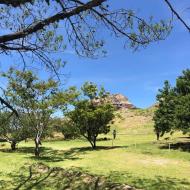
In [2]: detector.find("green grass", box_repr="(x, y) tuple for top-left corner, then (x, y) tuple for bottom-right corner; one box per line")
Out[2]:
(0, 113), (190, 190)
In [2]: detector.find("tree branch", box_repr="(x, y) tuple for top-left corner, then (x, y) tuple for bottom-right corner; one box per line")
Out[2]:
(0, 97), (18, 117)
(164, 0), (190, 32)
(0, 0), (106, 44)
(0, 44), (37, 51)
(0, 0), (32, 7)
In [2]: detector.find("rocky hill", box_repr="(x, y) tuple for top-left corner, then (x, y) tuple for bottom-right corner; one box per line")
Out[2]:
(109, 94), (136, 109)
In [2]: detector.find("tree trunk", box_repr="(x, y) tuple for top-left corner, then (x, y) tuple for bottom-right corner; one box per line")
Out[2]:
(93, 142), (96, 149)
(86, 135), (97, 150)
(34, 137), (40, 157)
(89, 140), (94, 149)
(92, 136), (97, 149)
(10, 140), (17, 150)
(156, 132), (160, 141)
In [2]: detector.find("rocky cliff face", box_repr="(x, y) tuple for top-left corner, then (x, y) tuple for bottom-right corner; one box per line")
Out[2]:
(109, 94), (136, 109)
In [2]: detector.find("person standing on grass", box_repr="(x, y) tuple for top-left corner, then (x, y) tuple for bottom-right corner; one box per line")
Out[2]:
(113, 129), (117, 139)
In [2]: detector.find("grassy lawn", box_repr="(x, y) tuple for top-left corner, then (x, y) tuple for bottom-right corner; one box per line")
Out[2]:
(0, 110), (190, 190)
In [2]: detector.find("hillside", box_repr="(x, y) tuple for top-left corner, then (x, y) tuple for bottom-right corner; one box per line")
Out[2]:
(115, 109), (154, 129)
(113, 105), (156, 132)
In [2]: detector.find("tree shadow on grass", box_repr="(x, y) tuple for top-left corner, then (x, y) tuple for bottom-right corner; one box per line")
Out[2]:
(160, 142), (190, 152)
(0, 145), (128, 163)
(0, 163), (134, 190)
(71, 145), (128, 151)
(0, 146), (81, 162)
(108, 171), (190, 190)
(2, 164), (190, 190)
(31, 145), (128, 162)
(97, 137), (112, 141)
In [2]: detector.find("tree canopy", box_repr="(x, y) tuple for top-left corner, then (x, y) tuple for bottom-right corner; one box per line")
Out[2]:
(154, 69), (190, 139)
(0, 112), (30, 150)
(2, 68), (66, 156)
(65, 82), (115, 149)
(0, 0), (172, 61)
(153, 81), (176, 140)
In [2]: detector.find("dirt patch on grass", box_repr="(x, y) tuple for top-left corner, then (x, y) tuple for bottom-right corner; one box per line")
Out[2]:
(139, 157), (178, 166)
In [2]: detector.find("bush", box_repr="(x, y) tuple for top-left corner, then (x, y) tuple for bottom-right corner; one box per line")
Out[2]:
(61, 122), (79, 140)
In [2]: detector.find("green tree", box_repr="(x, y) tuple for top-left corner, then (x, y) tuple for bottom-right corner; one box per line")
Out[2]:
(176, 69), (190, 96)
(65, 82), (115, 149)
(52, 118), (80, 140)
(154, 69), (190, 139)
(175, 69), (190, 134)
(175, 95), (190, 134)
(2, 68), (65, 156)
(0, 112), (30, 150)
(153, 80), (176, 140)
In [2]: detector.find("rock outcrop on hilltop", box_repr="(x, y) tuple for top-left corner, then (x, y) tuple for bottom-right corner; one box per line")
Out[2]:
(109, 94), (136, 109)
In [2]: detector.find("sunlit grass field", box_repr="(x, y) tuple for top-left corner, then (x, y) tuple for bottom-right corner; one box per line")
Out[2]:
(0, 109), (190, 190)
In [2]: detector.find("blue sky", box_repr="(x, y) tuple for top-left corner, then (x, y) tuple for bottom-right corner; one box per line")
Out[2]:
(62, 0), (190, 108)
(0, 0), (190, 108)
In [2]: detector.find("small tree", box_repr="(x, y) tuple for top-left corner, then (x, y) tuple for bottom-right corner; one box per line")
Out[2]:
(3, 69), (64, 156)
(50, 117), (79, 140)
(153, 81), (176, 140)
(66, 82), (115, 149)
(0, 112), (30, 150)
